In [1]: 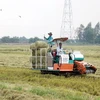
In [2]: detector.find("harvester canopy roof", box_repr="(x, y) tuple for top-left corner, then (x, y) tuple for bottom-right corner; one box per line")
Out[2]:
(53, 37), (68, 42)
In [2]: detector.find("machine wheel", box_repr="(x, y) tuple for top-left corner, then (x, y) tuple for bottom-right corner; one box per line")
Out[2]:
(41, 70), (48, 74)
(65, 72), (71, 77)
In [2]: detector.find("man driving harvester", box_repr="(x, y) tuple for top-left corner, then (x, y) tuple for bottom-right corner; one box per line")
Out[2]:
(56, 42), (63, 56)
(51, 39), (66, 64)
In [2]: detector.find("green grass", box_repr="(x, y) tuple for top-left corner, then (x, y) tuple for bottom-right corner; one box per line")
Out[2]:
(0, 67), (100, 100)
(0, 44), (31, 67)
(0, 44), (100, 100)
(0, 84), (97, 100)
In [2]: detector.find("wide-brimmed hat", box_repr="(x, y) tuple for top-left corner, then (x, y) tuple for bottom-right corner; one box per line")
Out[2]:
(48, 32), (52, 35)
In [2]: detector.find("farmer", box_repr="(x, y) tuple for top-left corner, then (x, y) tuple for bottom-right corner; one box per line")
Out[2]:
(52, 42), (64, 64)
(56, 42), (63, 56)
(44, 32), (54, 47)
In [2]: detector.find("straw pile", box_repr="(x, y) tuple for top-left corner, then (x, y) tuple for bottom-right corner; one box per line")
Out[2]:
(30, 41), (48, 50)
(32, 48), (47, 56)
(30, 41), (48, 69)
(31, 56), (46, 69)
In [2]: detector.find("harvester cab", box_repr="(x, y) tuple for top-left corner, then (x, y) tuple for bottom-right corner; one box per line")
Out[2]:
(30, 37), (97, 76)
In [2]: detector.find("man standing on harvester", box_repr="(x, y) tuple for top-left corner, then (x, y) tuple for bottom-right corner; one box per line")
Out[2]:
(44, 32), (54, 47)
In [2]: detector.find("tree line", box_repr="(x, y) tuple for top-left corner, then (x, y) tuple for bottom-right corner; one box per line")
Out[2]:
(0, 36), (43, 43)
(76, 22), (100, 44)
(0, 22), (100, 44)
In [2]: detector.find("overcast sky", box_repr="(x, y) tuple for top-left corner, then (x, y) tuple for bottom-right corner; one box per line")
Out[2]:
(0, 0), (100, 38)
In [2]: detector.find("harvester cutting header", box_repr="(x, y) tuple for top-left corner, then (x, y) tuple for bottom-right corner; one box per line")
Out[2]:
(30, 33), (97, 76)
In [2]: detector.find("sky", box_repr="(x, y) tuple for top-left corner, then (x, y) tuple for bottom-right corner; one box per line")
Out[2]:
(0, 0), (100, 39)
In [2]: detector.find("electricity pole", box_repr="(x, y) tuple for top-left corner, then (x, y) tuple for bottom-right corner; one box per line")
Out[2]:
(60, 0), (74, 39)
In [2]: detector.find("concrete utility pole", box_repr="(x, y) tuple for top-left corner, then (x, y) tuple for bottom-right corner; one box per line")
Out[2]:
(60, 0), (74, 39)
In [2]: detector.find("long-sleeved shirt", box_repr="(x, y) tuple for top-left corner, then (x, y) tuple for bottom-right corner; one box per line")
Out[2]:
(44, 36), (54, 46)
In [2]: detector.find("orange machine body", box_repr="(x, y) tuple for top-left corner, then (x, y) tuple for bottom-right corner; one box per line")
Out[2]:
(53, 63), (73, 71)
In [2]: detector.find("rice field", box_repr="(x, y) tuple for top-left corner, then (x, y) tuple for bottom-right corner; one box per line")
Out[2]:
(0, 44), (100, 100)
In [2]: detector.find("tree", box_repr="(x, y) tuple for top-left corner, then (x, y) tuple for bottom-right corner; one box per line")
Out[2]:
(29, 38), (35, 43)
(19, 36), (28, 43)
(94, 22), (100, 43)
(29, 37), (43, 43)
(83, 22), (95, 43)
(29, 37), (42, 43)
(77, 24), (84, 41)
(10, 37), (19, 43)
(34, 37), (40, 42)
(1, 36), (10, 43)
(95, 34), (100, 43)
(94, 22), (100, 35)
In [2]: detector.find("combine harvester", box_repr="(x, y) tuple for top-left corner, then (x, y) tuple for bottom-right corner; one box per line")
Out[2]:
(30, 37), (97, 76)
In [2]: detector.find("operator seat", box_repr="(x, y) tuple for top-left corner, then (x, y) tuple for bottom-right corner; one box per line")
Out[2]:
(51, 49), (57, 57)
(51, 49), (59, 63)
